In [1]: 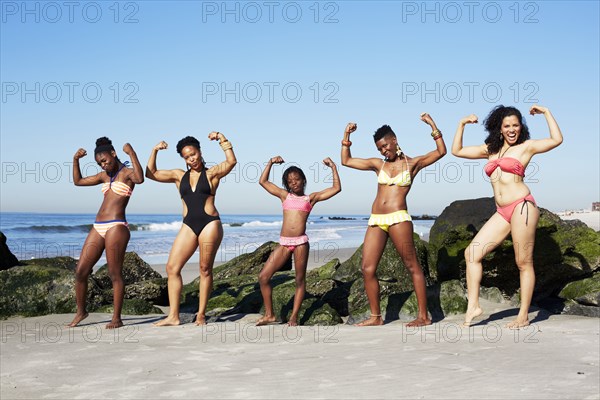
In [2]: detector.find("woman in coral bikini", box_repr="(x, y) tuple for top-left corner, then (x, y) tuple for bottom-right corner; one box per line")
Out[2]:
(146, 133), (237, 326)
(452, 105), (563, 329)
(256, 156), (341, 326)
(341, 114), (447, 327)
(68, 137), (144, 329)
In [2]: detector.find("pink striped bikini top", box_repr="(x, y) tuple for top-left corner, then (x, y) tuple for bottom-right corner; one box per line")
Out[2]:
(282, 193), (312, 213)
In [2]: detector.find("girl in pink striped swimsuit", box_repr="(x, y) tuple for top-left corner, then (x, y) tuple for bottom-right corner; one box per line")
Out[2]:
(257, 156), (341, 326)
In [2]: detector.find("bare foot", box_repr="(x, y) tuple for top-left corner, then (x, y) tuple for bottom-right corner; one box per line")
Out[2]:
(463, 307), (483, 327)
(287, 317), (298, 326)
(406, 317), (432, 327)
(153, 316), (180, 327)
(354, 315), (384, 327)
(105, 319), (123, 329)
(505, 318), (529, 329)
(256, 315), (278, 326)
(67, 312), (89, 327)
(195, 315), (206, 326)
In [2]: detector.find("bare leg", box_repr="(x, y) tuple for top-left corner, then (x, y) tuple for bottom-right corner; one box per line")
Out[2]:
(68, 229), (104, 327)
(388, 221), (431, 327)
(288, 243), (309, 326)
(506, 202), (540, 329)
(195, 220), (223, 326)
(463, 213), (511, 326)
(257, 245), (292, 326)
(355, 226), (387, 327)
(154, 225), (198, 327)
(104, 225), (130, 329)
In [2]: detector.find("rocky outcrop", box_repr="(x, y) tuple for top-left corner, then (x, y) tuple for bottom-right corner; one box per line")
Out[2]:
(558, 273), (600, 317)
(428, 198), (600, 301)
(0, 258), (104, 319)
(1, 231), (21, 271)
(0, 252), (166, 319)
(94, 252), (162, 289)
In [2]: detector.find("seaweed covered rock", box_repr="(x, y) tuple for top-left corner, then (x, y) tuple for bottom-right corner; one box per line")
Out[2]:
(333, 234), (430, 284)
(94, 252), (162, 289)
(428, 198), (600, 300)
(558, 279), (600, 316)
(124, 278), (169, 306)
(212, 241), (291, 280)
(0, 261), (104, 319)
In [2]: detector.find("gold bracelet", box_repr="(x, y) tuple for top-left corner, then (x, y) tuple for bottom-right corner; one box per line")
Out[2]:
(431, 129), (441, 137)
(341, 140), (352, 147)
(220, 140), (233, 151)
(433, 134), (443, 140)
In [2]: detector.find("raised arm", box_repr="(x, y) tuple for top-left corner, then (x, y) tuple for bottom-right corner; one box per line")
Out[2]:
(525, 105), (563, 155)
(259, 156), (288, 199)
(145, 141), (181, 183)
(340, 122), (379, 171)
(207, 131), (237, 180)
(411, 113), (448, 173)
(311, 157), (341, 204)
(122, 143), (144, 184)
(72, 148), (103, 186)
(451, 114), (488, 159)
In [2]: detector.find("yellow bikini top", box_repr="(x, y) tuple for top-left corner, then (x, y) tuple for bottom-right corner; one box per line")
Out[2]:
(377, 156), (411, 187)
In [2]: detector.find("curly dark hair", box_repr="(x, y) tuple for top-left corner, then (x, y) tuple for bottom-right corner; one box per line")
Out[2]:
(282, 166), (307, 193)
(94, 136), (115, 155)
(484, 106), (530, 155)
(373, 125), (396, 142)
(176, 136), (201, 155)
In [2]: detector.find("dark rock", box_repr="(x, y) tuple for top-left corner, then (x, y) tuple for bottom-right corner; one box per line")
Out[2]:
(95, 298), (163, 315)
(558, 273), (600, 307)
(212, 241), (291, 281)
(428, 198), (600, 300)
(479, 286), (507, 303)
(21, 256), (77, 271)
(0, 232), (20, 271)
(94, 252), (162, 289)
(333, 234), (430, 285)
(562, 301), (600, 318)
(0, 262), (104, 319)
(124, 278), (169, 306)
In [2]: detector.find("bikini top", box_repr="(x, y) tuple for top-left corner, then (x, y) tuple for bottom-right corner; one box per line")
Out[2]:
(484, 157), (525, 177)
(377, 157), (412, 187)
(282, 193), (312, 213)
(101, 163), (133, 197)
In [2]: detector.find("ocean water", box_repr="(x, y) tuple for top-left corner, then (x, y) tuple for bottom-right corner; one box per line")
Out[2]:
(0, 213), (434, 265)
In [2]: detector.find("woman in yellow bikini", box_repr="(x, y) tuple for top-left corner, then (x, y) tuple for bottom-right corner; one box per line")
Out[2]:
(68, 137), (144, 329)
(341, 114), (447, 327)
(452, 105), (563, 329)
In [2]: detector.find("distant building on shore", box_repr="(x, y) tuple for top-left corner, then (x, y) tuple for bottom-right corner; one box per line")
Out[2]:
(593, 202), (600, 211)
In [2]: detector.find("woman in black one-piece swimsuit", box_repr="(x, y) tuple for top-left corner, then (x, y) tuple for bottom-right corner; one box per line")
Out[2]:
(146, 133), (237, 326)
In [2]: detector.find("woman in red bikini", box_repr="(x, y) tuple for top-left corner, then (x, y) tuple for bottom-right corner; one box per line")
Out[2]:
(452, 105), (563, 329)
(146, 133), (237, 326)
(256, 156), (341, 326)
(341, 114), (447, 327)
(68, 137), (144, 329)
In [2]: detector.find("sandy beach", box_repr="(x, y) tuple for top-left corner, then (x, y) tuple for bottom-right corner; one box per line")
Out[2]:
(558, 211), (600, 232)
(1, 298), (598, 399)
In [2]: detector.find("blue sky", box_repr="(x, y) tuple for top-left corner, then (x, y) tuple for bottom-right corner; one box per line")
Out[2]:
(1, 0), (599, 215)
